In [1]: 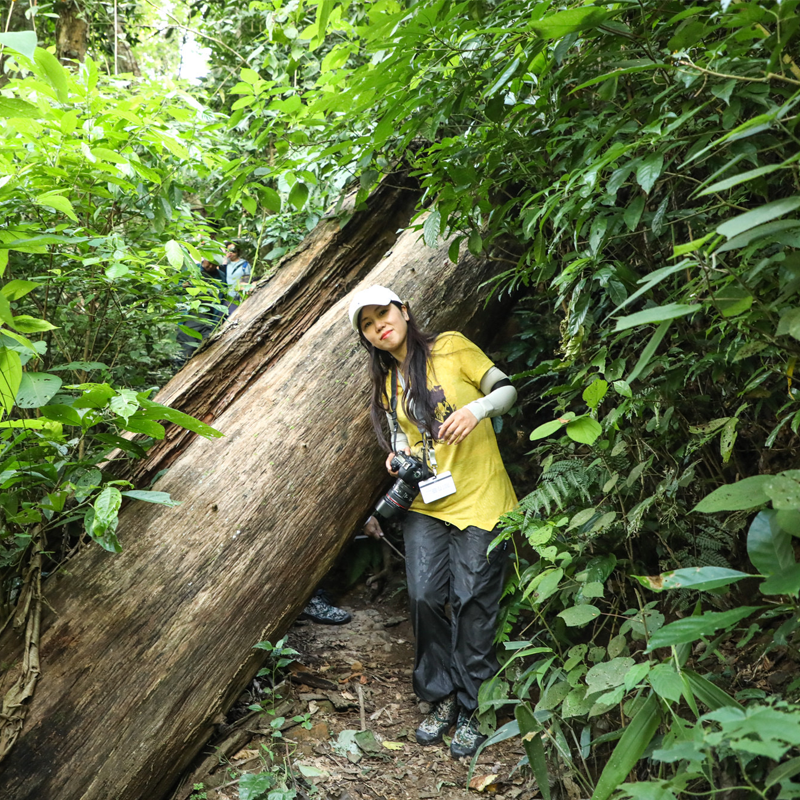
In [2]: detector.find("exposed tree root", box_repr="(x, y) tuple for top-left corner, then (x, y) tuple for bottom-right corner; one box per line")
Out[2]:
(0, 530), (42, 763)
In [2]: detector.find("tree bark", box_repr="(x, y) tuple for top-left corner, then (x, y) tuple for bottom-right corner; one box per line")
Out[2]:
(55, 1), (89, 64)
(0, 210), (511, 800)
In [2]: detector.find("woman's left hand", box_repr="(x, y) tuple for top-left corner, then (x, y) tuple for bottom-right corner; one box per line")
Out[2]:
(438, 407), (479, 445)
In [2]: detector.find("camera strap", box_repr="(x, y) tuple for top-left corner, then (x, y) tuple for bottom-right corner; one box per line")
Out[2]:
(390, 364), (432, 474)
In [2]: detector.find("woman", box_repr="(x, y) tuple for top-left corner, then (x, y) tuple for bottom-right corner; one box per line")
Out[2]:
(348, 285), (518, 759)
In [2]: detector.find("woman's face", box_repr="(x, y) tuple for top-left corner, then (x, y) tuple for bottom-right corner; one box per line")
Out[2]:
(359, 303), (410, 360)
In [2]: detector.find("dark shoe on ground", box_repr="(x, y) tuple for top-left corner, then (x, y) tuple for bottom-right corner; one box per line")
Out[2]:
(450, 710), (487, 759)
(415, 695), (458, 745)
(298, 594), (352, 625)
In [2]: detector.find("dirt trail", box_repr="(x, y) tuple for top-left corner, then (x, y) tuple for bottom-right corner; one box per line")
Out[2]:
(183, 581), (536, 800)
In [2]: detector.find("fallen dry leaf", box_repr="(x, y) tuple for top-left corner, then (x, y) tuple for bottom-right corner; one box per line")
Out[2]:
(469, 774), (499, 793)
(382, 741), (404, 751)
(351, 661), (363, 672)
(232, 748), (260, 761)
(359, 674), (368, 685)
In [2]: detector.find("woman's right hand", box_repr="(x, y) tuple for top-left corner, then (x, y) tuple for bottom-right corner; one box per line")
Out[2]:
(363, 515), (385, 540)
(385, 447), (411, 476)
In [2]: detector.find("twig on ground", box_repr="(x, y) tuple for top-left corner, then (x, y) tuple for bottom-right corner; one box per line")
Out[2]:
(356, 684), (366, 731)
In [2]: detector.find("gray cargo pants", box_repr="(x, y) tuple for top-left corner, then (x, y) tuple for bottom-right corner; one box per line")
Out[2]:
(403, 511), (507, 711)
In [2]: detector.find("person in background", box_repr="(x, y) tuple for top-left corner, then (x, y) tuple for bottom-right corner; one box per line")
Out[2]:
(223, 241), (251, 315)
(174, 254), (228, 367)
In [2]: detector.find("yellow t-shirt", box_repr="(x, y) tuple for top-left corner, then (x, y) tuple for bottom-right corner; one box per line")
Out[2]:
(386, 332), (518, 532)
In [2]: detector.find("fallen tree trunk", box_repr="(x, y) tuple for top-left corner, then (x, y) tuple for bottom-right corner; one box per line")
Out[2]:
(127, 172), (419, 489)
(0, 220), (511, 800)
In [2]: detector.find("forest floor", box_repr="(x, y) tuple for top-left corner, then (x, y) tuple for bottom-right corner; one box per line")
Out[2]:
(180, 579), (537, 800)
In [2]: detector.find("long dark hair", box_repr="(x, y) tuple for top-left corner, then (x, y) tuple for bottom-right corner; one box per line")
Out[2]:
(358, 301), (437, 451)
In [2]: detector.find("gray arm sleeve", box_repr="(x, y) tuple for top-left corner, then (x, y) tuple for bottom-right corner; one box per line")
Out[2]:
(385, 412), (410, 452)
(465, 366), (517, 422)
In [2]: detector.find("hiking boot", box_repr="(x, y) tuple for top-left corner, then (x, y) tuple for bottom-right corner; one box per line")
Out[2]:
(415, 695), (458, 745)
(298, 593), (352, 625)
(450, 710), (487, 759)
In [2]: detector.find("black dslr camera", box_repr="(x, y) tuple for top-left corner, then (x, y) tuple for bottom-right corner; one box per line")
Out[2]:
(374, 452), (433, 521)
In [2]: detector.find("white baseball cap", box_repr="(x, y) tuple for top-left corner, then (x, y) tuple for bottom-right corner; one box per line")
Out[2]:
(348, 285), (402, 332)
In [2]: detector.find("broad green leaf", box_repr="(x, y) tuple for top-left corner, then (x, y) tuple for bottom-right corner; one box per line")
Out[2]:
(0, 294), (12, 327)
(636, 153), (664, 194)
(634, 566), (749, 592)
(558, 604), (600, 627)
(766, 756), (800, 789)
(0, 98), (40, 118)
(0, 417), (60, 431)
(715, 286), (752, 318)
(615, 303), (697, 332)
(73, 383), (116, 409)
(623, 195), (645, 231)
(590, 695), (660, 800)
(776, 509), (800, 535)
(448, 238), (461, 263)
(586, 657), (635, 693)
(747, 510), (793, 576)
(289, 182), (309, 210)
(261, 187), (281, 213)
(314, 0), (333, 46)
(239, 772), (275, 800)
(139, 400), (223, 438)
(515, 705), (550, 800)
(8, 315), (56, 333)
(720, 417), (738, 463)
(646, 607), (758, 651)
(165, 240), (184, 269)
(582, 379), (608, 410)
(649, 663), (683, 702)
(717, 219), (800, 253)
(40, 404), (83, 426)
(613, 380), (632, 398)
(0, 31), (38, 60)
(121, 490), (180, 507)
(716, 196), (800, 239)
(777, 307), (800, 339)
(15, 372), (62, 408)
(34, 47), (70, 102)
(764, 474), (800, 510)
(109, 388), (139, 422)
(538, 680), (571, 710)
(530, 418), (568, 440)
(566, 416), (602, 445)
(422, 210), (441, 248)
(468, 229), (482, 256)
(693, 475), (770, 512)
(0, 347), (23, 416)
(90, 486), (122, 552)
(105, 263), (129, 280)
(34, 193), (78, 221)
(760, 563), (800, 597)
(123, 414), (166, 439)
(240, 68), (260, 84)
(1, 280), (40, 301)
(530, 7), (608, 39)
(673, 232), (715, 257)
